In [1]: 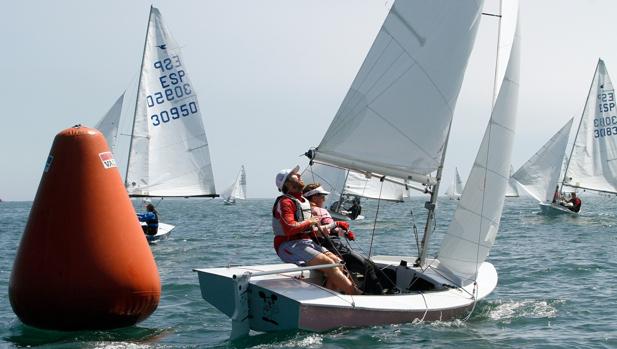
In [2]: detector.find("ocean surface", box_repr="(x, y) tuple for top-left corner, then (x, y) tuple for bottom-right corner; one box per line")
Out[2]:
(1, 195), (616, 348)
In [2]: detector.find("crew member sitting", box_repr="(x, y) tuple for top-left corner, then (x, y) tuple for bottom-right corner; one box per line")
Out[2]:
(272, 166), (360, 295)
(564, 192), (582, 212)
(137, 203), (159, 236)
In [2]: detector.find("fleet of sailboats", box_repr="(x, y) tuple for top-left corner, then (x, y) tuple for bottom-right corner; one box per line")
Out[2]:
(195, 0), (520, 337)
(96, 6), (218, 241)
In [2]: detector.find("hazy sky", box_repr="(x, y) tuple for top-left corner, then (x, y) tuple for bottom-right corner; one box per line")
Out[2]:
(1, 0), (615, 201)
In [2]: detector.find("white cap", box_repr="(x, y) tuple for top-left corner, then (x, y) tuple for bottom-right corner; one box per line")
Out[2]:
(303, 186), (330, 198)
(275, 165), (300, 192)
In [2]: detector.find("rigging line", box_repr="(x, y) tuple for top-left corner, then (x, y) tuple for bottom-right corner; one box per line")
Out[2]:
(462, 282), (479, 322)
(367, 178), (385, 258)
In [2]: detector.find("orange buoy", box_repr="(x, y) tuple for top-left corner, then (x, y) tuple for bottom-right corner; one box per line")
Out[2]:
(9, 125), (160, 330)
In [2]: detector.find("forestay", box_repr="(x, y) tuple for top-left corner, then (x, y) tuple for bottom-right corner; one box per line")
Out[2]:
(512, 118), (573, 202)
(95, 93), (124, 155)
(126, 7), (216, 197)
(437, 5), (520, 286)
(563, 59), (617, 194)
(311, 1), (483, 186)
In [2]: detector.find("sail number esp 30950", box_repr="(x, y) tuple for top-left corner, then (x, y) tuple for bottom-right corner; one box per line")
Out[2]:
(594, 91), (617, 138)
(146, 55), (199, 127)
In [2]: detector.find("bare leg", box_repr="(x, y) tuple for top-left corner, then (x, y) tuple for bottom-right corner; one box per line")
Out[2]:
(308, 253), (360, 295)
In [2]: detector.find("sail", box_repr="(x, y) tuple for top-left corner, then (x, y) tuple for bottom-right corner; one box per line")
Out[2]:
(445, 167), (464, 199)
(222, 166), (247, 202)
(438, 4), (520, 286)
(303, 163), (407, 205)
(505, 165), (519, 197)
(125, 7), (217, 197)
(562, 59), (617, 194)
(512, 118), (573, 202)
(95, 93), (124, 154)
(310, 1), (484, 185)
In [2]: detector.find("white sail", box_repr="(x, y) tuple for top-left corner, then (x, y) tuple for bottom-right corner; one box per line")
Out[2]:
(445, 167), (464, 199)
(438, 4), (520, 286)
(304, 163), (407, 205)
(126, 7), (216, 197)
(505, 165), (519, 197)
(95, 93), (124, 154)
(222, 166), (247, 202)
(512, 118), (573, 202)
(562, 59), (617, 194)
(310, 1), (484, 186)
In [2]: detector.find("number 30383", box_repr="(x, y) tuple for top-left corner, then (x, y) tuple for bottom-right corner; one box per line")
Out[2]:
(594, 126), (617, 138)
(151, 102), (198, 126)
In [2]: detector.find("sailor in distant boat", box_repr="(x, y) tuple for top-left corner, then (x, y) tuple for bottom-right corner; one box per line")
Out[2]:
(137, 203), (159, 236)
(560, 192), (582, 212)
(346, 196), (362, 220)
(272, 166), (359, 295)
(303, 183), (393, 294)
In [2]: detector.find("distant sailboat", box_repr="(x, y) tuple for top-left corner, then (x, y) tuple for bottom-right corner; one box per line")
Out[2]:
(222, 166), (247, 205)
(445, 167), (464, 200)
(303, 162), (407, 220)
(511, 118), (574, 213)
(96, 6), (218, 242)
(505, 165), (520, 197)
(195, 0), (520, 337)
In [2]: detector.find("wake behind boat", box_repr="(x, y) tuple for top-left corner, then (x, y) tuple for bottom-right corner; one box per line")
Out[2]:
(195, 0), (520, 338)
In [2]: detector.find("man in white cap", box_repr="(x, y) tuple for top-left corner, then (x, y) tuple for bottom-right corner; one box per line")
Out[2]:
(272, 166), (359, 294)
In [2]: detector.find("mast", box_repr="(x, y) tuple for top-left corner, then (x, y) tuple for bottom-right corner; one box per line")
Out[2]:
(490, 0), (503, 107)
(124, 6), (153, 187)
(559, 59), (601, 194)
(419, 2), (504, 266)
(418, 121), (452, 266)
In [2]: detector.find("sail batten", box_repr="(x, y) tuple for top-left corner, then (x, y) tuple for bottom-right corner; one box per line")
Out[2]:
(312, 1), (484, 182)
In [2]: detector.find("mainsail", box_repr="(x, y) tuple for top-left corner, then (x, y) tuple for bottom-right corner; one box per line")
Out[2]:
(437, 3), (520, 286)
(309, 1), (483, 187)
(125, 6), (217, 197)
(512, 118), (573, 202)
(562, 59), (617, 195)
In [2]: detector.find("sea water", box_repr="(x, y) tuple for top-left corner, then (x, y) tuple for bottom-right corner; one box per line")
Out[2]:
(1, 195), (616, 348)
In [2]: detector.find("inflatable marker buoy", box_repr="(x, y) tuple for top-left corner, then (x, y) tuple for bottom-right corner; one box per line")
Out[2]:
(9, 125), (160, 330)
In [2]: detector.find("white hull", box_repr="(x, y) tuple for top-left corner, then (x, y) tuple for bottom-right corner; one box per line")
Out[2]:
(144, 222), (175, 244)
(538, 203), (578, 215)
(194, 256), (497, 334)
(329, 211), (364, 221)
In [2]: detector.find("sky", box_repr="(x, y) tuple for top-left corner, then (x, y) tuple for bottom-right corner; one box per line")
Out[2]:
(1, 0), (616, 201)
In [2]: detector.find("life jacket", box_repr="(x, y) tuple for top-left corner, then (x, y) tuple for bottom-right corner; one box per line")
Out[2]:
(571, 197), (582, 212)
(143, 211), (159, 235)
(272, 194), (312, 237)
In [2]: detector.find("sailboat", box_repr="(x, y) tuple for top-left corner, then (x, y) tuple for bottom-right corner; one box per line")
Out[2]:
(511, 118), (573, 214)
(195, 0), (519, 337)
(558, 59), (617, 204)
(222, 166), (247, 205)
(96, 6), (218, 242)
(445, 167), (464, 200)
(505, 165), (520, 197)
(303, 162), (408, 220)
